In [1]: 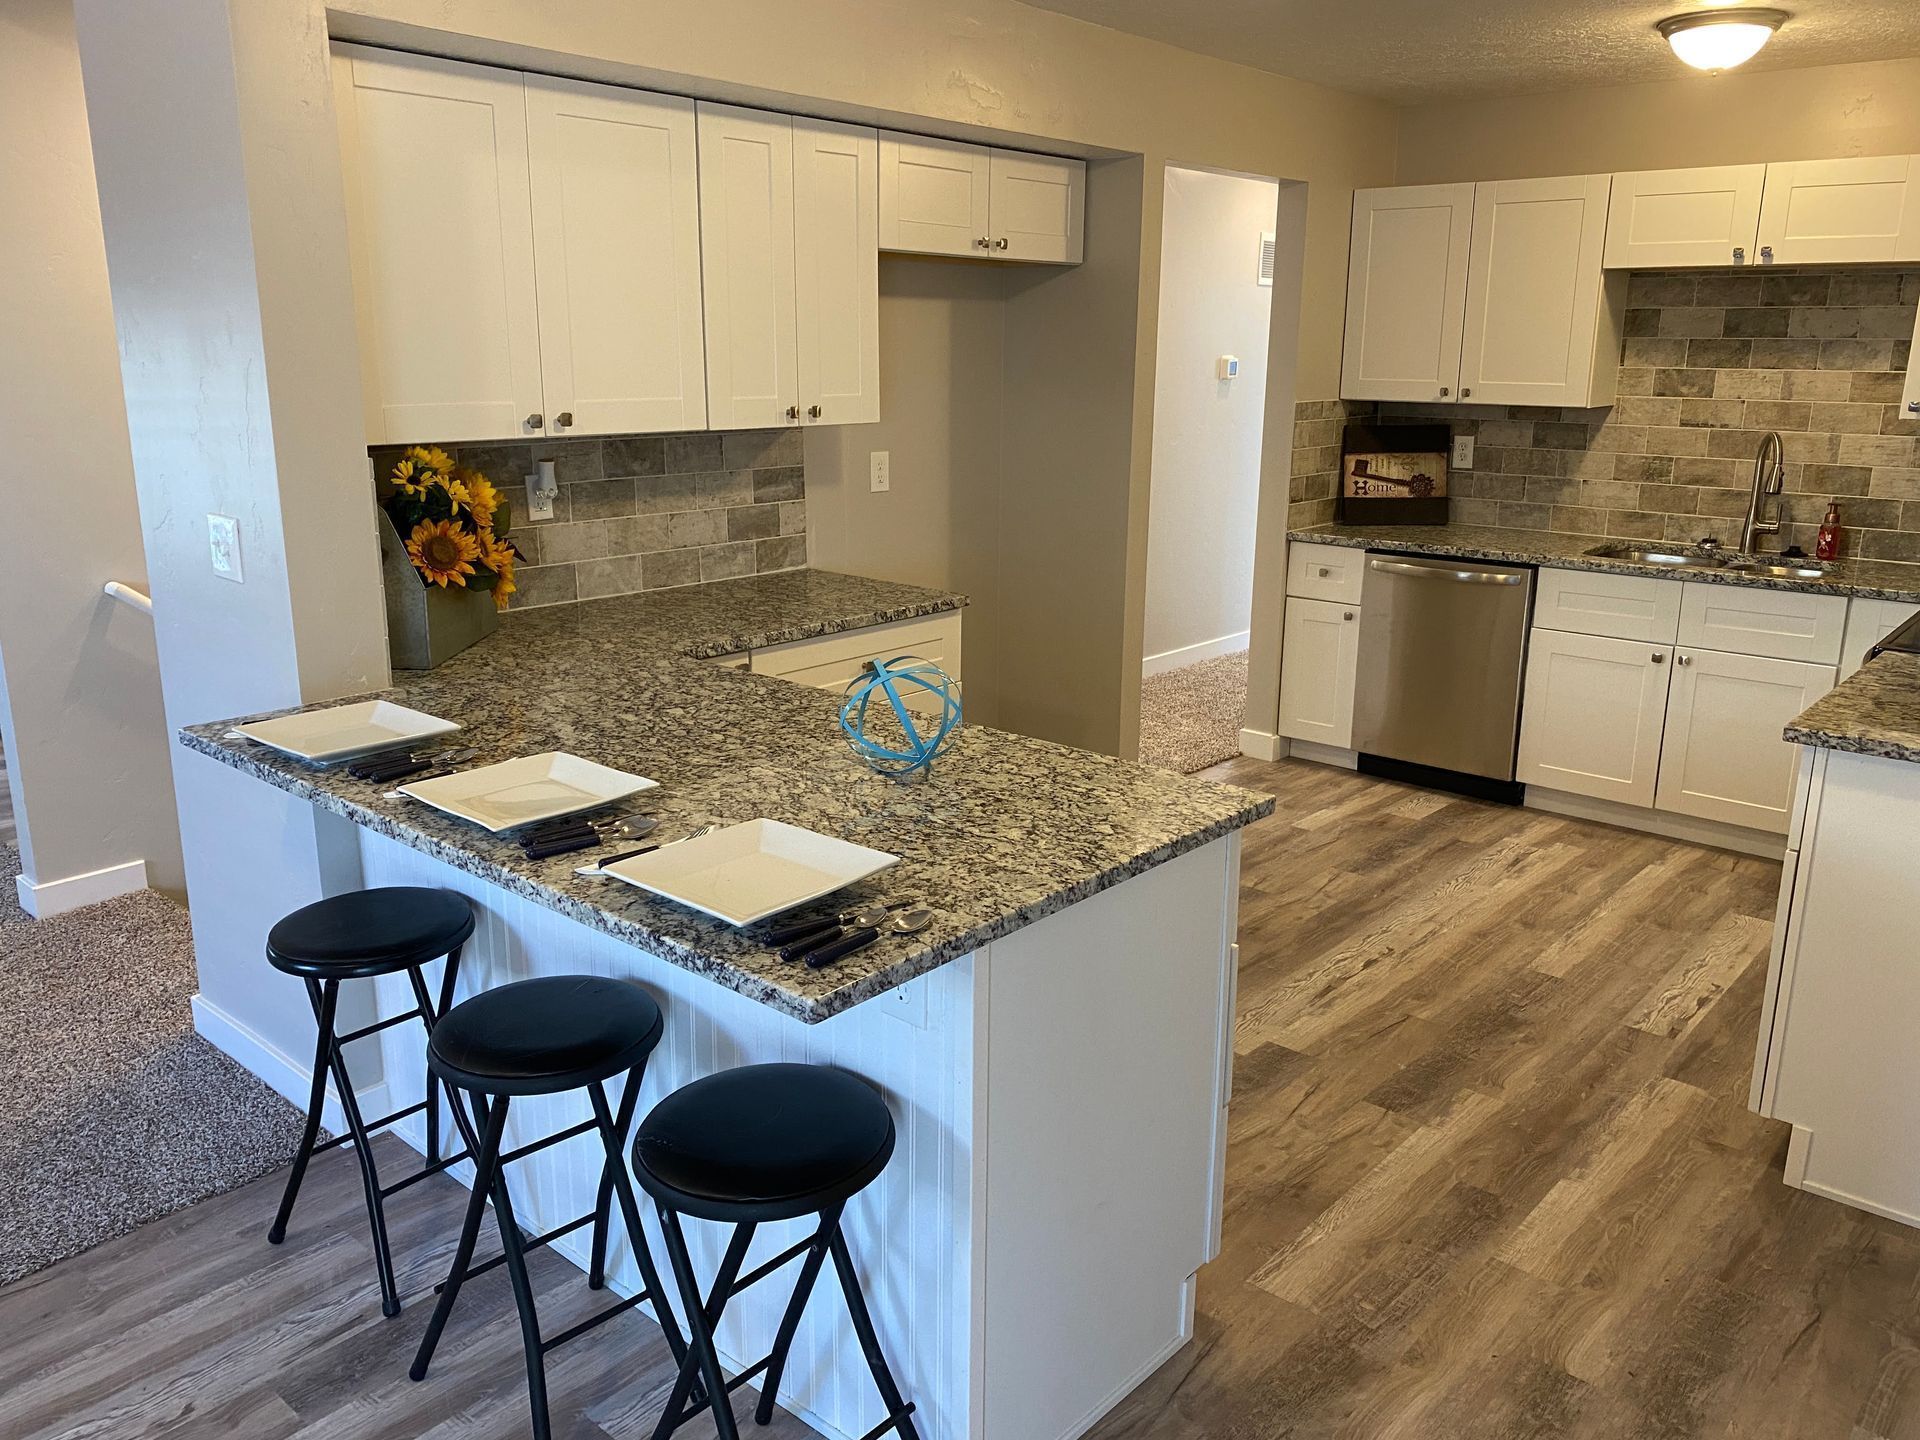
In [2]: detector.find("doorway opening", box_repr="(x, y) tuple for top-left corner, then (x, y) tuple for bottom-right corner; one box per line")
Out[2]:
(1139, 165), (1282, 772)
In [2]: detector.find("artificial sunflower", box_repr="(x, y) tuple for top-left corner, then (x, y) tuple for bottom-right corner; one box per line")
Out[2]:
(459, 469), (502, 527)
(406, 518), (482, 588)
(408, 444), (456, 476)
(388, 456), (430, 499)
(479, 531), (519, 610)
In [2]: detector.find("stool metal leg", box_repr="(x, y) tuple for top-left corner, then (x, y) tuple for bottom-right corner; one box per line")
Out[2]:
(586, 1080), (694, 1373)
(753, 1201), (844, 1426)
(480, 1096), (556, 1440)
(265, 977), (340, 1246)
(829, 1228), (923, 1440)
(319, 976), (404, 1319)
(652, 1210), (756, 1440)
(402, 952), (466, 1168)
(410, 1092), (507, 1383)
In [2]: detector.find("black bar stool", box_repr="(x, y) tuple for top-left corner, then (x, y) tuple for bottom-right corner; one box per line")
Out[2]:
(631, 1063), (922, 1440)
(266, 886), (476, 1318)
(410, 974), (691, 1440)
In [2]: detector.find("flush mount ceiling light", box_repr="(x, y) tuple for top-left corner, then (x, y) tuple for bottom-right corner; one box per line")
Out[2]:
(1657, 8), (1789, 72)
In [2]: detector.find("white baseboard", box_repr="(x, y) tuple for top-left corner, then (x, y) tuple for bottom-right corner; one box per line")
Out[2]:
(1143, 631), (1249, 679)
(1237, 728), (1285, 762)
(1524, 786), (1785, 859)
(192, 992), (389, 1136)
(15, 856), (148, 918)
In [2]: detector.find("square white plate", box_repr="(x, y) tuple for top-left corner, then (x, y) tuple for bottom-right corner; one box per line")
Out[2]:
(398, 752), (657, 833)
(234, 701), (460, 765)
(601, 819), (899, 927)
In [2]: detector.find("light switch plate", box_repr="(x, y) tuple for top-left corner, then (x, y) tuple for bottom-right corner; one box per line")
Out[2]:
(1452, 434), (1475, 469)
(208, 514), (243, 583)
(869, 451), (891, 494)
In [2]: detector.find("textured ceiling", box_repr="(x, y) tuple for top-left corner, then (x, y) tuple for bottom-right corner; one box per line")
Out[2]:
(1016, 0), (1920, 104)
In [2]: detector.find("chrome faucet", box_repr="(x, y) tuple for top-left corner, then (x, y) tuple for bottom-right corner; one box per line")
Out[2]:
(1740, 431), (1785, 555)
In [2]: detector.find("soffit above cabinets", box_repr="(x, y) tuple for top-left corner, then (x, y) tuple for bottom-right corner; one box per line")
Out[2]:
(1017, 0), (1920, 104)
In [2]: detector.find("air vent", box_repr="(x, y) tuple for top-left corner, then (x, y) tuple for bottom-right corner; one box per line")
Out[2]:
(1257, 231), (1276, 287)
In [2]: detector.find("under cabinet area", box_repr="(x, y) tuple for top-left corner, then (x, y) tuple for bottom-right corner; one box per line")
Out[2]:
(1517, 569), (1840, 837)
(878, 134), (1085, 263)
(1276, 543), (1362, 751)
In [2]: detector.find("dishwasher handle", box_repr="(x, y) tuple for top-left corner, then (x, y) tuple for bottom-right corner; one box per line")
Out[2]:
(1367, 557), (1526, 587)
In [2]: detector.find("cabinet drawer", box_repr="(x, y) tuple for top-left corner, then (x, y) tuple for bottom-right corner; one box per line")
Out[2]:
(1535, 567), (1681, 643)
(1678, 583), (1846, 665)
(1287, 543), (1366, 605)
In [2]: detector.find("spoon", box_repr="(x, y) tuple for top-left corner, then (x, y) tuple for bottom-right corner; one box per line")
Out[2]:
(802, 907), (935, 970)
(770, 901), (916, 960)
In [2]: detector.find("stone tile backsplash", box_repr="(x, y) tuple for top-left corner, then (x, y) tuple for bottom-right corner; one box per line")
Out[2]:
(372, 429), (807, 609)
(1291, 267), (1920, 558)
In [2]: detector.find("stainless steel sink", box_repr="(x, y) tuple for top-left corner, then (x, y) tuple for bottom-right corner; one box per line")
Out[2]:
(1722, 559), (1833, 580)
(1583, 542), (1832, 580)
(1583, 543), (1724, 569)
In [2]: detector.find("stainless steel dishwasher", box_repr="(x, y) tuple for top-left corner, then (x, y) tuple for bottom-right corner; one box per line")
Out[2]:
(1351, 552), (1534, 796)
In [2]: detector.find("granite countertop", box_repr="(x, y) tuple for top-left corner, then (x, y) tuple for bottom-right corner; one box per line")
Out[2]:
(181, 569), (1273, 1024)
(1786, 653), (1920, 764)
(1288, 523), (1920, 604)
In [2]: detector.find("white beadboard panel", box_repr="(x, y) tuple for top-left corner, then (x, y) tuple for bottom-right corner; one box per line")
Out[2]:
(363, 829), (975, 1440)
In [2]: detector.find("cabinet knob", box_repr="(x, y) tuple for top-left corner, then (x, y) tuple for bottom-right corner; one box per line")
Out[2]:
(785, 405), (800, 421)
(1733, 246), (1745, 263)
(1759, 245), (1774, 262)
(525, 412), (543, 429)
(1315, 566), (1330, 577)
(1439, 387), (1450, 397)
(808, 404), (823, 419)
(1461, 387), (1473, 399)
(1651, 651), (1666, 664)
(555, 411), (573, 428)
(1677, 653), (1692, 666)
(1908, 401), (1919, 413)
(994, 237), (1009, 250)
(975, 236), (991, 249)
(1343, 611), (1355, 621)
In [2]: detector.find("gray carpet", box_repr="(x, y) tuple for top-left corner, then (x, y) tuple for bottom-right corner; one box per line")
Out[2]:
(1139, 649), (1251, 775)
(0, 846), (310, 1284)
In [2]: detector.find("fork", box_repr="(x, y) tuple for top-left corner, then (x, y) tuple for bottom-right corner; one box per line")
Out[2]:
(574, 824), (715, 875)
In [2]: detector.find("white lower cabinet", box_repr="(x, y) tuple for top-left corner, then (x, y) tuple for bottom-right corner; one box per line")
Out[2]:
(1653, 649), (1835, 833)
(1276, 597), (1360, 750)
(1517, 629), (1671, 807)
(751, 612), (962, 718)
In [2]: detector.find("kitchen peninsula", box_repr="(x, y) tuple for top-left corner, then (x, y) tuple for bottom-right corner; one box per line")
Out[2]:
(182, 567), (1271, 1440)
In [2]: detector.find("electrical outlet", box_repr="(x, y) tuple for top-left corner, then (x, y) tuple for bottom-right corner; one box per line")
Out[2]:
(208, 514), (243, 583)
(1452, 434), (1475, 470)
(525, 466), (556, 521)
(869, 451), (891, 494)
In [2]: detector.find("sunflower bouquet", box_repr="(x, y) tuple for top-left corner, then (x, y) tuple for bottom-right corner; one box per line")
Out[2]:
(379, 447), (520, 610)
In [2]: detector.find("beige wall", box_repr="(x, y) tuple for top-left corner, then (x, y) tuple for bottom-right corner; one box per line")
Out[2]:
(1396, 57), (1920, 184)
(1143, 167), (1279, 669)
(0, 0), (183, 899)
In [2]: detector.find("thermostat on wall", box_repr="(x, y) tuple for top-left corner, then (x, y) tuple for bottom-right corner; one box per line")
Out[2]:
(1217, 355), (1240, 381)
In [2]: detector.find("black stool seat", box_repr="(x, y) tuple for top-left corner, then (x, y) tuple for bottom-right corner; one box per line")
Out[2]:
(633, 1064), (895, 1222)
(267, 887), (475, 978)
(428, 976), (664, 1097)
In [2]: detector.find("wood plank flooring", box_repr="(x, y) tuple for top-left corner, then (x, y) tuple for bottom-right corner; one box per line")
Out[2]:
(1086, 757), (1920, 1440)
(7, 756), (1920, 1438)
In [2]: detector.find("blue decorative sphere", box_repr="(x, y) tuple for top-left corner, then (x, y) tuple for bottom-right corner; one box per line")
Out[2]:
(839, 655), (962, 778)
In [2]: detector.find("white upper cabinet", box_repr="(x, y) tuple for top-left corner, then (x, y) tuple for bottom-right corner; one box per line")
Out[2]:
(988, 151), (1085, 263)
(879, 135), (990, 257)
(1757, 156), (1920, 264)
(879, 133), (1084, 264)
(1340, 183), (1474, 404)
(793, 119), (880, 426)
(525, 76), (706, 436)
(1603, 164), (1767, 269)
(334, 46), (545, 445)
(1459, 174), (1623, 409)
(696, 103), (801, 430)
